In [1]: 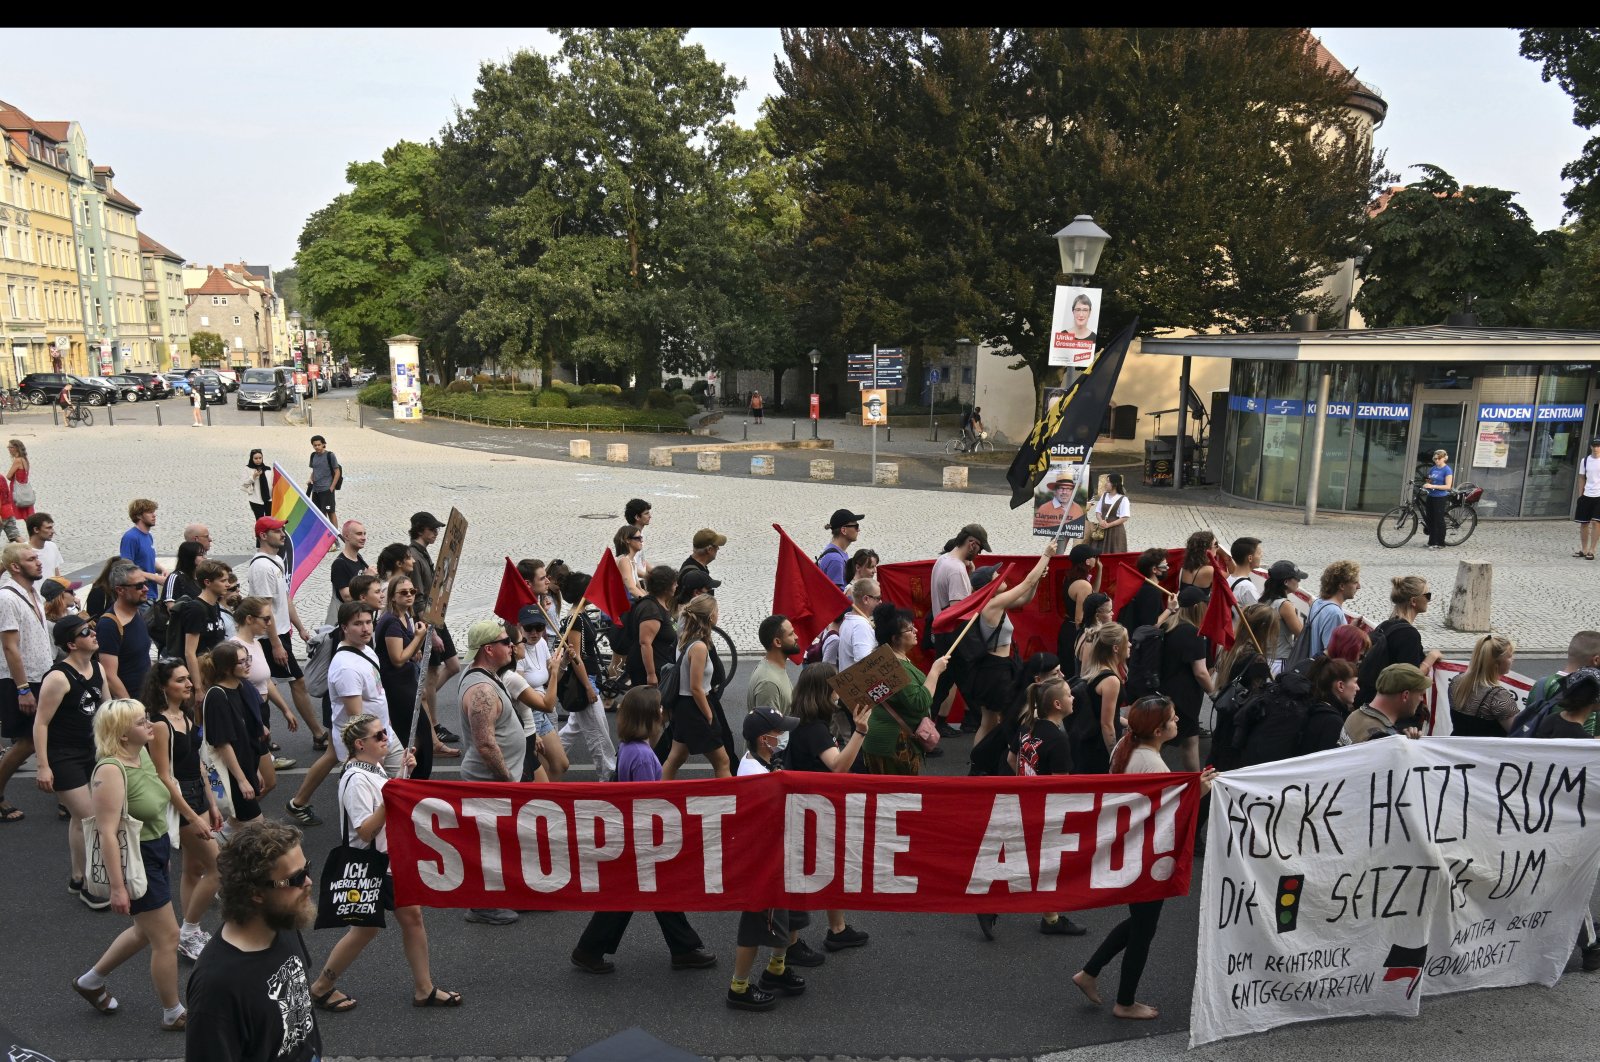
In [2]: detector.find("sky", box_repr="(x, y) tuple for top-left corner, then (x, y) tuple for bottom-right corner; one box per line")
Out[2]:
(0, 28), (1587, 272)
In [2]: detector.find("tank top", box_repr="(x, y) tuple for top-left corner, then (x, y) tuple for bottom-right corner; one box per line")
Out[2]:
(97, 749), (171, 842)
(155, 713), (201, 783)
(977, 612), (1014, 652)
(45, 658), (104, 755)
(458, 668), (524, 781)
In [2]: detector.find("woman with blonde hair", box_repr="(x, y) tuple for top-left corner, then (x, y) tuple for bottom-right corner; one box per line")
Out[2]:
(70, 698), (186, 1030)
(1448, 633), (1520, 736)
(1071, 622), (1128, 775)
(1158, 588), (1215, 771)
(662, 594), (732, 778)
(1356, 575), (1443, 706)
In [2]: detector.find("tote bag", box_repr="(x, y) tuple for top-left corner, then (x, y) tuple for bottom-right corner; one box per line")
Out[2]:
(315, 771), (389, 929)
(82, 760), (149, 902)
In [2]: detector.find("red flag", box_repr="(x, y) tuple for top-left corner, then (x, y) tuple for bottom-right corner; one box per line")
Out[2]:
(772, 523), (853, 652)
(493, 557), (539, 628)
(930, 564), (1012, 634)
(1199, 551), (1237, 649)
(1109, 562), (1150, 620)
(586, 549), (633, 624)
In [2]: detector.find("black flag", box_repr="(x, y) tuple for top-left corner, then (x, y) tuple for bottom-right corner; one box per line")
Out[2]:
(1006, 317), (1139, 509)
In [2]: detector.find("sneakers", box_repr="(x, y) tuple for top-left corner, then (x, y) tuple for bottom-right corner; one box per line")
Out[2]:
(436, 723), (462, 744)
(1583, 944), (1600, 973)
(823, 925), (869, 951)
(285, 799), (322, 827)
(726, 983), (777, 1011)
(785, 939), (825, 967)
(934, 721), (961, 739)
(758, 967), (807, 996)
(570, 949), (615, 974)
(178, 926), (211, 962)
(273, 756), (297, 771)
(1040, 915), (1088, 936)
(70, 878), (110, 911)
(464, 908), (519, 925)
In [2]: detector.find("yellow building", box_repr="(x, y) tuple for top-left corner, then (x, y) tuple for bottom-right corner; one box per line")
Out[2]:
(0, 103), (86, 379)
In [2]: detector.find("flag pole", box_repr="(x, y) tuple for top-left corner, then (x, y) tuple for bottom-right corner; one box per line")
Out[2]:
(557, 595), (589, 644)
(1232, 602), (1266, 657)
(941, 608), (986, 661)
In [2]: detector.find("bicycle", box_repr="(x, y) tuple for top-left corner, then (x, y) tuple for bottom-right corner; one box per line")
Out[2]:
(0, 390), (26, 413)
(64, 404), (93, 428)
(947, 428), (995, 455)
(589, 614), (739, 703)
(1376, 480), (1481, 548)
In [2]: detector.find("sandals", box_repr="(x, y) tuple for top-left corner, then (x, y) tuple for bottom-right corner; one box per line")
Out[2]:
(311, 988), (357, 1012)
(0, 801), (22, 823)
(433, 743), (461, 758)
(72, 977), (118, 1013)
(312, 734), (330, 752)
(412, 985), (463, 1007)
(161, 1011), (188, 1031)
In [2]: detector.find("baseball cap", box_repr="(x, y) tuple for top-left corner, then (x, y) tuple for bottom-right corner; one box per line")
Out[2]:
(53, 614), (94, 649)
(679, 568), (721, 593)
(742, 705), (799, 744)
(827, 509), (865, 531)
(693, 528), (727, 550)
(1375, 663), (1431, 695)
(970, 564), (1002, 591)
(253, 516), (286, 538)
(1267, 560), (1308, 582)
(517, 605), (548, 629)
(465, 618), (509, 653)
(39, 577), (82, 603)
(410, 511), (445, 534)
(1177, 585), (1210, 608)
(957, 523), (991, 552)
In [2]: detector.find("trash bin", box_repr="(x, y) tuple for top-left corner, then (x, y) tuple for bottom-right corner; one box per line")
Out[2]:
(1144, 437), (1174, 488)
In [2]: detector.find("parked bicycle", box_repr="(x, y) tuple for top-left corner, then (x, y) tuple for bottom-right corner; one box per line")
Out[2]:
(0, 389), (26, 413)
(1376, 480), (1482, 548)
(64, 404), (93, 428)
(588, 614), (739, 703)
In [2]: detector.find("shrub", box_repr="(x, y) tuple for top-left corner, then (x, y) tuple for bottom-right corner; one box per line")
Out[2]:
(358, 379), (391, 407)
(535, 389), (569, 408)
(644, 388), (673, 410)
(689, 379), (709, 396)
(591, 382), (623, 396)
(446, 380), (473, 393)
(664, 377), (684, 392)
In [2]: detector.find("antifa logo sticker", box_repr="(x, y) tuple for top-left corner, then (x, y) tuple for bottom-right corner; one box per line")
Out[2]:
(1381, 943), (1428, 999)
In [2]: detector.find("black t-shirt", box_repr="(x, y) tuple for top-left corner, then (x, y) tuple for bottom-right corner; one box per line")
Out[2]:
(1382, 619), (1425, 667)
(97, 609), (151, 699)
(156, 714), (201, 782)
(331, 552), (366, 602)
(184, 930), (322, 1062)
(785, 719), (836, 773)
(1160, 622), (1209, 717)
(1119, 583), (1167, 632)
(1535, 714), (1591, 740)
(680, 555), (709, 577)
(181, 597), (227, 654)
(374, 612), (416, 681)
(626, 599), (678, 685)
(204, 685), (265, 779)
(1017, 717), (1073, 776)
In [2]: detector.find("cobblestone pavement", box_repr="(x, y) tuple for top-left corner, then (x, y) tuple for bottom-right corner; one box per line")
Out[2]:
(17, 417), (1590, 654)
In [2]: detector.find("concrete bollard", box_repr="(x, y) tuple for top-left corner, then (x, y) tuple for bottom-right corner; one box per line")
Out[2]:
(569, 439), (591, 458)
(648, 446), (674, 468)
(605, 443), (629, 463)
(750, 455), (776, 476)
(809, 459), (835, 481)
(1445, 560), (1492, 632)
(873, 462), (899, 486)
(942, 465), (969, 489)
(696, 451), (722, 472)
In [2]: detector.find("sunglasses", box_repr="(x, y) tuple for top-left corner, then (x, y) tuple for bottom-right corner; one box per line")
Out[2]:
(1422, 591), (1433, 600)
(361, 727), (388, 743)
(268, 865), (313, 889)
(629, 535), (643, 541)
(842, 523), (860, 530)
(394, 588), (416, 595)
(489, 637), (514, 647)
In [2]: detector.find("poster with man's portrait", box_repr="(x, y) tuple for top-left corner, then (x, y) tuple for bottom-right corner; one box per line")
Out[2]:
(1048, 286), (1103, 368)
(861, 388), (888, 426)
(1031, 460), (1088, 537)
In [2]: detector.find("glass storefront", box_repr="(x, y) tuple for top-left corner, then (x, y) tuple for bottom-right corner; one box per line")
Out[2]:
(1222, 359), (1596, 518)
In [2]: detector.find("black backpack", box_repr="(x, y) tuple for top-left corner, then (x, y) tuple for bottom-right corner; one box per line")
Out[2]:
(1283, 599), (1341, 672)
(162, 596), (199, 657)
(1354, 617), (1406, 708)
(1067, 670), (1117, 774)
(145, 574), (180, 648)
(1507, 672), (1568, 738)
(1124, 625), (1165, 699)
(1231, 668), (1314, 768)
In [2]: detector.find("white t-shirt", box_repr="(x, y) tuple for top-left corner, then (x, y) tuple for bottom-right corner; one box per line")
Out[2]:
(931, 552), (972, 614)
(34, 540), (64, 579)
(1095, 493), (1130, 520)
(1229, 575), (1260, 607)
(338, 764), (388, 853)
(837, 612), (876, 672)
(738, 752), (775, 777)
(504, 670), (538, 735)
(246, 552), (292, 635)
(231, 636), (273, 699)
(329, 644), (387, 761)
(514, 641), (553, 736)
(1124, 747), (1169, 774)
(1581, 454), (1600, 498)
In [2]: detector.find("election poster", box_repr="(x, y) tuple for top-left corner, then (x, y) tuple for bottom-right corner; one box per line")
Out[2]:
(1473, 422), (1510, 469)
(861, 388), (888, 426)
(1191, 738), (1600, 1048)
(1048, 285), (1102, 368)
(1031, 459), (1089, 538)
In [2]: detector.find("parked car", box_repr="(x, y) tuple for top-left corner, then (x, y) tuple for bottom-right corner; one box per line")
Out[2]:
(104, 374), (152, 401)
(236, 367), (291, 411)
(187, 371), (226, 404)
(331, 368), (352, 388)
(160, 372), (193, 396)
(353, 369), (376, 385)
(121, 372), (170, 399)
(313, 372), (328, 394)
(19, 372), (119, 406)
(83, 376), (130, 403)
(216, 368), (241, 392)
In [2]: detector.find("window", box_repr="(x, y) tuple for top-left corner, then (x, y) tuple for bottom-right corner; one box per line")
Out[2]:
(0, 225), (8, 258)
(233, 336), (243, 349)
(232, 315), (241, 326)
(89, 248), (97, 276)
(5, 286), (16, 317)
(199, 315), (209, 327)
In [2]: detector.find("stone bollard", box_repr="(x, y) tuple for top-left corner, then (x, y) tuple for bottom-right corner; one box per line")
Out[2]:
(873, 462), (899, 486)
(750, 455), (776, 476)
(648, 446), (675, 468)
(696, 451), (722, 472)
(1445, 560), (1492, 632)
(942, 465), (969, 489)
(605, 443), (629, 463)
(809, 459), (835, 481)
(568, 439), (591, 458)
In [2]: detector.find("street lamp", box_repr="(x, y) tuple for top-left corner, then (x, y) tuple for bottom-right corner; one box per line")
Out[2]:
(807, 348), (821, 439)
(1053, 215), (1111, 284)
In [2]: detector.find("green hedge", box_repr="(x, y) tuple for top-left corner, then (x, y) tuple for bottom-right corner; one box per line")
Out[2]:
(535, 389), (569, 408)
(358, 379), (390, 406)
(420, 386), (686, 429)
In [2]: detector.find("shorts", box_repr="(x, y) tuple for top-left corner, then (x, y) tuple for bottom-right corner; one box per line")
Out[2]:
(533, 710), (557, 738)
(229, 773), (262, 822)
(969, 654), (1019, 717)
(179, 777), (209, 819)
(264, 632), (303, 680)
(0, 677), (32, 741)
(1173, 700), (1202, 741)
(736, 908), (810, 949)
(670, 696), (721, 755)
(129, 836), (173, 915)
(50, 748), (96, 792)
(311, 489), (337, 517)
(428, 624), (457, 668)
(1576, 494), (1600, 524)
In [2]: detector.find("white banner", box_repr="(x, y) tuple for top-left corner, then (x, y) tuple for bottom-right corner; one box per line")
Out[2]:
(1192, 738), (1600, 1047)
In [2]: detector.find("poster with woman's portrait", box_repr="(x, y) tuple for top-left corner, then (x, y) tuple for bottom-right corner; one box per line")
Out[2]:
(1048, 286), (1102, 368)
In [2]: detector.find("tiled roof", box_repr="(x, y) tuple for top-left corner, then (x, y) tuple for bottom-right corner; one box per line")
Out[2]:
(0, 100), (40, 131)
(103, 185), (141, 212)
(93, 164), (112, 175)
(192, 267), (248, 297)
(139, 232), (183, 261)
(34, 121), (69, 140)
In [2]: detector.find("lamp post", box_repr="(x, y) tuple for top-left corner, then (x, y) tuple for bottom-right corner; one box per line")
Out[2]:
(807, 348), (821, 439)
(1053, 215), (1110, 287)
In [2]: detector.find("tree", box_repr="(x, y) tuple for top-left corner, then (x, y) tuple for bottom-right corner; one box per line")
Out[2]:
(769, 28), (1377, 403)
(190, 331), (223, 362)
(1520, 29), (1600, 219)
(273, 266), (302, 317)
(1354, 165), (1547, 327)
(1522, 218), (1600, 328)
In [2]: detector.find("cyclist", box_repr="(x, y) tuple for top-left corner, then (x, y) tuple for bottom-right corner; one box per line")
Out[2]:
(56, 383), (77, 420)
(960, 406), (985, 450)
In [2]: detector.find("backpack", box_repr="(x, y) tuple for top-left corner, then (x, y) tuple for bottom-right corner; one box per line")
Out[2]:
(1354, 617), (1406, 708)
(1231, 668), (1314, 768)
(1123, 625), (1165, 699)
(301, 624), (340, 699)
(1507, 672), (1568, 738)
(612, 603), (642, 659)
(1208, 652), (1269, 770)
(954, 615), (1003, 664)
(1283, 599), (1341, 672)
(146, 574), (180, 648)
(161, 596), (202, 657)
(803, 627), (837, 665)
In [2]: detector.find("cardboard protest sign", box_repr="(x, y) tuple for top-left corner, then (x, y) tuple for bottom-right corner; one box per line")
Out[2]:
(828, 644), (911, 708)
(421, 507), (467, 625)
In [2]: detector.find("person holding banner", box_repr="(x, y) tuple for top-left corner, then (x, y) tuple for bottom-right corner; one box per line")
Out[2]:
(1117, 549), (1174, 632)
(661, 595), (733, 780)
(970, 540), (1058, 743)
(1073, 694), (1216, 1020)
(863, 603), (947, 775)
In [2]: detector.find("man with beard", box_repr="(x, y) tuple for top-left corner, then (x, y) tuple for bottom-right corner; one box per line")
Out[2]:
(185, 819), (323, 1059)
(749, 615), (798, 716)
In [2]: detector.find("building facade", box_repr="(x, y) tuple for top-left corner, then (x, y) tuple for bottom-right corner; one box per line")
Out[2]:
(185, 266), (274, 366)
(140, 233), (187, 369)
(95, 167), (153, 372)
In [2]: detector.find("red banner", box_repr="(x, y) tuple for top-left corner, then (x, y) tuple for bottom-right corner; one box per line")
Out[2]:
(383, 772), (1201, 913)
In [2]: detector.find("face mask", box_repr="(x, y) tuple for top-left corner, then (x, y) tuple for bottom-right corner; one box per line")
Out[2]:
(776, 731), (790, 753)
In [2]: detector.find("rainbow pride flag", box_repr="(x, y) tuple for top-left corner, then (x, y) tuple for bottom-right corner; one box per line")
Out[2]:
(270, 463), (339, 598)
